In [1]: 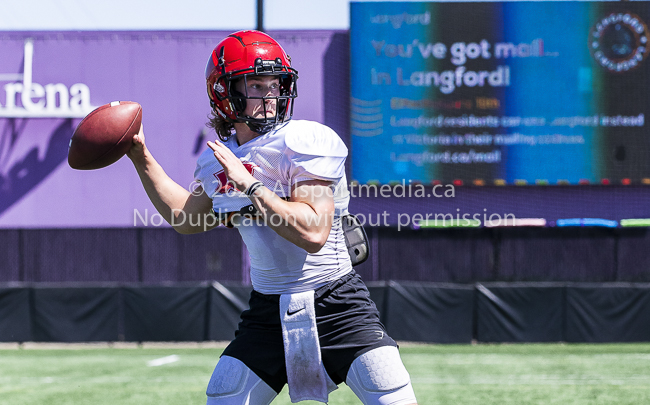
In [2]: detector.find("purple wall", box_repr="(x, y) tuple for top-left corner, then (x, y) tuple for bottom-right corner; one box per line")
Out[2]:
(0, 30), (345, 228)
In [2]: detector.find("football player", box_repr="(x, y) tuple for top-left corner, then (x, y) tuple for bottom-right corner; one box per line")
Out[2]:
(127, 30), (418, 405)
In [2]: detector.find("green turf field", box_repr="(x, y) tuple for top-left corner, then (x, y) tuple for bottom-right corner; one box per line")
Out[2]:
(1, 343), (650, 405)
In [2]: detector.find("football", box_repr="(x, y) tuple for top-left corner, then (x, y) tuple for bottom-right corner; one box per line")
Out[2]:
(68, 101), (142, 170)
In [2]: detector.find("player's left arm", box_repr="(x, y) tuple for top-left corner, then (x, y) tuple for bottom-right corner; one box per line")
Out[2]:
(207, 140), (334, 253)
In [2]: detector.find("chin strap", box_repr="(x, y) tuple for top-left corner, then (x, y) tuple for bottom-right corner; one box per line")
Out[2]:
(246, 121), (276, 135)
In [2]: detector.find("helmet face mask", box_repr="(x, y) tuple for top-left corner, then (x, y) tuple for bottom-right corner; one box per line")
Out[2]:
(206, 31), (298, 135)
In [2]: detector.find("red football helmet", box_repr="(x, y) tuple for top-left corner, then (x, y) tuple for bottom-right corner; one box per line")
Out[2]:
(205, 30), (298, 134)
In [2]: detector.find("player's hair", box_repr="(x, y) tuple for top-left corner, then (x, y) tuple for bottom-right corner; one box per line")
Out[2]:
(206, 110), (235, 142)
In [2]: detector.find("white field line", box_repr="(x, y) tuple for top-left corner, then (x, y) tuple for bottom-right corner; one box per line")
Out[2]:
(147, 355), (180, 367)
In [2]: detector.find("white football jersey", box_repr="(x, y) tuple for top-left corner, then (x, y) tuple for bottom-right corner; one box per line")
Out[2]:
(194, 120), (353, 294)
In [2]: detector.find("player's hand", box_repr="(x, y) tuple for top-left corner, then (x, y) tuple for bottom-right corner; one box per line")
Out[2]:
(127, 124), (147, 161)
(207, 140), (257, 192)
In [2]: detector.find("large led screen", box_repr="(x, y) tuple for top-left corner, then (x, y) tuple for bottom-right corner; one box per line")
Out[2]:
(351, 1), (650, 185)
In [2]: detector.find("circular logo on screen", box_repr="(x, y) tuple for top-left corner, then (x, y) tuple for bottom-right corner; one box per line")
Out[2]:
(590, 13), (649, 72)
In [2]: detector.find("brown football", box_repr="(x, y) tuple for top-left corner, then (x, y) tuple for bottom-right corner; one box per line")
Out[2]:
(68, 101), (142, 170)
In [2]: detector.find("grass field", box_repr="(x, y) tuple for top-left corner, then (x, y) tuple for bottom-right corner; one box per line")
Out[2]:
(1, 342), (650, 405)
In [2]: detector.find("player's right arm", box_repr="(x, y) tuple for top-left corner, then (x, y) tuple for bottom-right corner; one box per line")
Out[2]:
(127, 126), (218, 234)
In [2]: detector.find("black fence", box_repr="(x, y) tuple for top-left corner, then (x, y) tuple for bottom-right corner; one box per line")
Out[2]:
(3, 226), (650, 284)
(2, 282), (650, 344)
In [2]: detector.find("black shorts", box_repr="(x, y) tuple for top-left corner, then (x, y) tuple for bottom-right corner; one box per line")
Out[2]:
(221, 270), (396, 393)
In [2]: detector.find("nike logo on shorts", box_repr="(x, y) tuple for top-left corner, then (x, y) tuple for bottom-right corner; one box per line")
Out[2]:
(287, 307), (305, 316)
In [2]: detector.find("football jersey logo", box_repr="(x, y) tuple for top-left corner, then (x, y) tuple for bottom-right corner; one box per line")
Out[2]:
(213, 161), (258, 194)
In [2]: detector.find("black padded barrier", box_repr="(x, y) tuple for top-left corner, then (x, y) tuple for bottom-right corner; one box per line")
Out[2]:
(3, 282), (650, 343)
(383, 281), (475, 343)
(32, 286), (119, 342)
(566, 284), (650, 343)
(0, 287), (31, 342)
(476, 283), (565, 343)
(366, 282), (389, 324)
(123, 285), (208, 341)
(207, 283), (253, 341)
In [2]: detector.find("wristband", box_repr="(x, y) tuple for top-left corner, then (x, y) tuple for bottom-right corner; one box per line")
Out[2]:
(245, 181), (264, 197)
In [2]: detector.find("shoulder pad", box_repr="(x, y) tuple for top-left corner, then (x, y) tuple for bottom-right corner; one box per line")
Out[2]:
(284, 121), (348, 158)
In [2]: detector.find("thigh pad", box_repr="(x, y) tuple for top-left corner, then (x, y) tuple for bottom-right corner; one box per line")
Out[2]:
(348, 346), (410, 392)
(206, 356), (277, 405)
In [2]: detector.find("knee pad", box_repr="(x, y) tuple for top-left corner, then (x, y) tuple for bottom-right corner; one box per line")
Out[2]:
(346, 346), (417, 405)
(206, 356), (277, 405)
